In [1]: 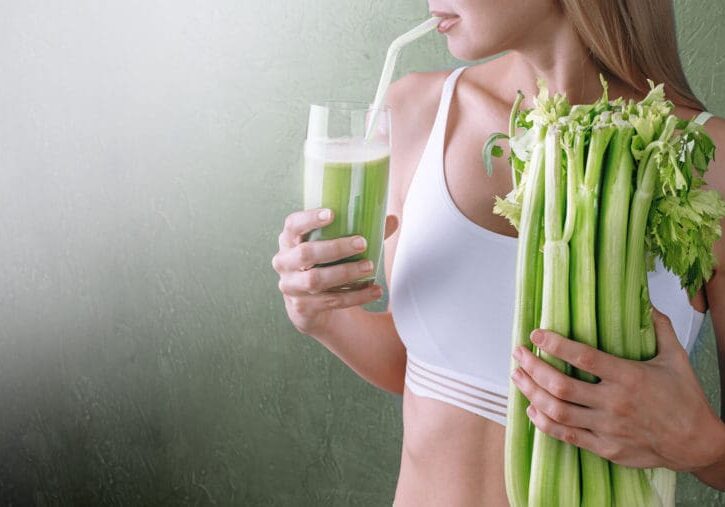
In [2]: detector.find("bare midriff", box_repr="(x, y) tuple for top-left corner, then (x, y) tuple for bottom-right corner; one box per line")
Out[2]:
(392, 385), (510, 507)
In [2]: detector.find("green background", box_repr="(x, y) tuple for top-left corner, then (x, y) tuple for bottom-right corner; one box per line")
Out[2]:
(0, 0), (722, 505)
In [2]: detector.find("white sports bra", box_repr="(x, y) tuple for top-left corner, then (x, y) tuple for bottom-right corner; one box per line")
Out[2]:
(389, 66), (708, 426)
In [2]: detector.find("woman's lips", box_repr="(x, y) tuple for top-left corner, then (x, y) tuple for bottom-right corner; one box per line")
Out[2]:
(431, 12), (461, 33)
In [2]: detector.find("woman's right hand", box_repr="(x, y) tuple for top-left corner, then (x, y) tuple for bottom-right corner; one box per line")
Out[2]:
(272, 208), (385, 336)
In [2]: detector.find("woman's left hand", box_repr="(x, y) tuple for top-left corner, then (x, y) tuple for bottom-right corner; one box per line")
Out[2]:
(511, 307), (725, 472)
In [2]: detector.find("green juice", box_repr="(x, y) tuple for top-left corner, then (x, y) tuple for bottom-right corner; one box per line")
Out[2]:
(304, 139), (390, 291)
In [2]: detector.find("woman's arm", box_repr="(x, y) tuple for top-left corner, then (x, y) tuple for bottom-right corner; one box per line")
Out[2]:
(701, 117), (725, 422)
(692, 417), (725, 488)
(708, 265), (725, 421)
(696, 270), (725, 487)
(691, 117), (725, 487)
(309, 306), (406, 394)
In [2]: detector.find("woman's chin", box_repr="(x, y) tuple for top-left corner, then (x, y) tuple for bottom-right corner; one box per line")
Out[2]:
(445, 39), (495, 62)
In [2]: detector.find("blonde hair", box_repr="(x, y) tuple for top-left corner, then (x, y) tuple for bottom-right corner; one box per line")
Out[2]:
(560, 0), (705, 110)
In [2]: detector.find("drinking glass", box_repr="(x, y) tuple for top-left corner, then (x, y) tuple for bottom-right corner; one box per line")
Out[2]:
(303, 102), (391, 292)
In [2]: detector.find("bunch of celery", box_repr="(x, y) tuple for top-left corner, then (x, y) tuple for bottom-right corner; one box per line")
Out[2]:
(484, 79), (725, 507)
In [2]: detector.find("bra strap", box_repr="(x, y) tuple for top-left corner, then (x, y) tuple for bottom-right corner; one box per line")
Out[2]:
(694, 111), (713, 126)
(432, 66), (469, 127)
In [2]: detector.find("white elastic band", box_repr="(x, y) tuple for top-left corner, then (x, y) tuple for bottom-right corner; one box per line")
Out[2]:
(694, 111), (713, 126)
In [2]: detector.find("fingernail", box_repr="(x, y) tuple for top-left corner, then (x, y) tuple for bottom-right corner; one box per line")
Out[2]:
(530, 330), (543, 345)
(318, 209), (331, 221)
(352, 236), (367, 250)
(511, 368), (521, 381)
(513, 346), (523, 360)
(360, 260), (374, 273)
(527, 405), (537, 417)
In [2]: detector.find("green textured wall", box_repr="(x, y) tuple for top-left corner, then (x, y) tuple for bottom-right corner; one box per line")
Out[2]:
(0, 0), (721, 505)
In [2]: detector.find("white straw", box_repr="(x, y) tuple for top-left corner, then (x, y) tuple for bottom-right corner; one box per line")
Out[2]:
(365, 17), (441, 140)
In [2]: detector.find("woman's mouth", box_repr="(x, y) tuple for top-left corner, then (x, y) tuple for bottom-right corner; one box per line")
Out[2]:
(431, 12), (461, 33)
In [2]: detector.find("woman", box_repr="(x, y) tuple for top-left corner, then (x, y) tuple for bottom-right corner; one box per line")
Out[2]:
(272, 0), (725, 504)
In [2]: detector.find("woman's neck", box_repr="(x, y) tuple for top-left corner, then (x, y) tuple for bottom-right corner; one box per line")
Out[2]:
(502, 15), (631, 106)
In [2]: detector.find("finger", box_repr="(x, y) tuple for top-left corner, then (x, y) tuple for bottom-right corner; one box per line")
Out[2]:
(650, 306), (686, 357)
(526, 405), (603, 454)
(530, 329), (626, 380)
(512, 367), (595, 429)
(279, 209), (334, 249)
(325, 285), (383, 308)
(273, 235), (367, 272)
(515, 346), (596, 407)
(318, 284), (384, 310)
(279, 259), (376, 295)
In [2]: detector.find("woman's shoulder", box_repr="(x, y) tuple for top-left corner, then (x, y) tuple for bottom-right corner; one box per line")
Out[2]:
(696, 114), (725, 191)
(385, 61), (502, 122)
(387, 70), (452, 117)
(384, 69), (459, 151)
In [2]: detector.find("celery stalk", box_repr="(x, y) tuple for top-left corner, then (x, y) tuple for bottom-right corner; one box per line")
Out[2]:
(623, 117), (678, 361)
(528, 128), (580, 507)
(648, 467), (677, 507)
(640, 270), (657, 361)
(569, 125), (614, 507)
(597, 126), (634, 358)
(613, 118), (680, 507)
(622, 154), (658, 361)
(642, 265), (676, 506)
(594, 123), (656, 507)
(571, 125), (614, 378)
(505, 126), (547, 507)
